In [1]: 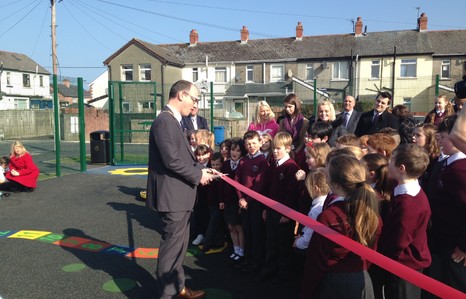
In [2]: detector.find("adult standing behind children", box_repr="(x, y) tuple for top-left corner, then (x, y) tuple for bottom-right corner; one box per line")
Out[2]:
(5, 141), (39, 192)
(145, 80), (218, 299)
(279, 94), (309, 170)
(247, 101), (279, 137)
(354, 92), (399, 137)
(337, 95), (361, 134)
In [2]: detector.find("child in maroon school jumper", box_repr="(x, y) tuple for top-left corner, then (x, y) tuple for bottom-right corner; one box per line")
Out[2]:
(234, 130), (269, 273)
(371, 144), (431, 299)
(255, 132), (300, 283)
(301, 155), (381, 299)
(427, 114), (466, 295)
(220, 139), (247, 264)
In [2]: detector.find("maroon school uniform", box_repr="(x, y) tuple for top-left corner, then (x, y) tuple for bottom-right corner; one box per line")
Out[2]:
(267, 158), (300, 208)
(430, 157), (466, 252)
(301, 199), (382, 298)
(378, 189), (432, 270)
(234, 154), (268, 201)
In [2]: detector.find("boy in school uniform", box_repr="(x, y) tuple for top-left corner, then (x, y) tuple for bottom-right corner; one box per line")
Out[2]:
(234, 130), (269, 273)
(373, 143), (431, 299)
(427, 114), (466, 294)
(255, 132), (300, 283)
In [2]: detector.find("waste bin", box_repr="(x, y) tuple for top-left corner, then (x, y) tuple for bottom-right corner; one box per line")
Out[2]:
(90, 130), (110, 164)
(213, 126), (225, 145)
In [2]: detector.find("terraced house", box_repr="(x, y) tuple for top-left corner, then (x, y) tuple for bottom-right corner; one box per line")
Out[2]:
(104, 13), (466, 134)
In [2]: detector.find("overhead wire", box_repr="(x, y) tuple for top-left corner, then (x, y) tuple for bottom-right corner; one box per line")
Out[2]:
(0, 0), (38, 25)
(0, 0), (42, 39)
(68, 0), (183, 44)
(31, 3), (50, 57)
(94, 0), (279, 38)
(0, 0), (29, 10)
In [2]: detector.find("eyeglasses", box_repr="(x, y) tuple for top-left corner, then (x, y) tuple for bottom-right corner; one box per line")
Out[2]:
(184, 91), (199, 104)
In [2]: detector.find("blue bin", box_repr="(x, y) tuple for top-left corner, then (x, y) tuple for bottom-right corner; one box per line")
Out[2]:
(213, 126), (225, 145)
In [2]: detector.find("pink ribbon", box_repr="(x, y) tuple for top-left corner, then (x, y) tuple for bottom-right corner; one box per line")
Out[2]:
(221, 175), (466, 299)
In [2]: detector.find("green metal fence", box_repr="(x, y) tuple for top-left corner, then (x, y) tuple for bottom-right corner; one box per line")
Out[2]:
(108, 81), (157, 165)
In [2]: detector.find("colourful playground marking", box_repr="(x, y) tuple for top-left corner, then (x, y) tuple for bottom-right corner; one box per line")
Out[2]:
(1, 230), (223, 259)
(108, 168), (148, 176)
(102, 278), (138, 292)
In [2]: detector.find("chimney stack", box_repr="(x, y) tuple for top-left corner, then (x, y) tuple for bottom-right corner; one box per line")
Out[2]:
(355, 17), (363, 36)
(418, 13), (428, 32)
(63, 79), (71, 88)
(241, 26), (249, 44)
(189, 29), (198, 46)
(296, 22), (303, 41)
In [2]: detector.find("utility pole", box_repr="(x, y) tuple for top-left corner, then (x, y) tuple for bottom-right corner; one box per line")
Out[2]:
(51, 0), (58, 76)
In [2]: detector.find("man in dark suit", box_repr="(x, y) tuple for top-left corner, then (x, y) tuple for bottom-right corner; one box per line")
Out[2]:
(336, 95), (361, 134)
(146, 80), (217, 299)
(354, 92), (400, 137)
(181, 106), (209, 133)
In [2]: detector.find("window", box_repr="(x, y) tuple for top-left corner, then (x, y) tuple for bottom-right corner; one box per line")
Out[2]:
(39, 75), (44, 87)
(441, 60), (450, 79)
(23, 74), (30, 87)
(192, 68), (199, 82)
(14, 99), (27, 109)
(403, 98), (412, 111)
(371, 60), (380, 79)
(306, 64), (314, 80)
(6, 72), (11, 86)
(215, 67), (227, 83)
(142, 101), (154, 110)
(332, 61), (349, 80)
(271, 64), (284, 82)
(400, 59), (417, 78)
(122, 102), (130, 112)
(70, 116), (79, 134)
(246, 65), (254, 82)
(121, 65), (133, 81)
(139, 64), (151, 81)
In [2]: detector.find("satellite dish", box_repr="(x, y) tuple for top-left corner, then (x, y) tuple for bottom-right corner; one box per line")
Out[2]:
(287, 69), (293, 78)
(235, 73), (241, 81)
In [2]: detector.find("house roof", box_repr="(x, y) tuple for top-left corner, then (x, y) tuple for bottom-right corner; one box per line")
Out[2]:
(0, 50), (50, 74)
(225, 82), (289, 98)
(54, 83), (92, 98)
(106, 29), (466, 66)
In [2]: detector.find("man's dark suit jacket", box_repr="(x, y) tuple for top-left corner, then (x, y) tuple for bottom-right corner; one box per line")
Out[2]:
(146, 106), (202, 212)
(354, 109), (400, 137)
(336, 110), (362, 134)
(181, 115), (209, 132)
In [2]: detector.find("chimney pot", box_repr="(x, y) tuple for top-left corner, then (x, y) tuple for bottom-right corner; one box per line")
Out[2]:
(418, 12), (428, 32)
(189, 29), (198, 46)
(355, 17), (363, 36)
(241, 26), (249, 44)
(296, 21), (303, 41)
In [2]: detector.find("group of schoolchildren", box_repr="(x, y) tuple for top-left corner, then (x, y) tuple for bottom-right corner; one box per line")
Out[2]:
(185, 103), (465, 299)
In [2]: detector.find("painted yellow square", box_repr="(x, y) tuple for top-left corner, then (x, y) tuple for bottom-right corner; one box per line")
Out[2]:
(8, 230), (52, 240)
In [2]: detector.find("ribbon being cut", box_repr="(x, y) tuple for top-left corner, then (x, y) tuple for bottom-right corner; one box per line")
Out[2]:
(220, 175), (466, 299)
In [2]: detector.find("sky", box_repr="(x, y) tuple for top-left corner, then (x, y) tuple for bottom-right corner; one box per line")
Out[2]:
(1, 0), (465, 87)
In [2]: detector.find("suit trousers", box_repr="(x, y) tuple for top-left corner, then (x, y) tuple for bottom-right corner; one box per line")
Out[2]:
(156, 210), (191, 299)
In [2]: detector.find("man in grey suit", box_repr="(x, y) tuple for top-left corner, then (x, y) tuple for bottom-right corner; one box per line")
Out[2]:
(337, 95), (361, 134)
(146, 80), (217, 299)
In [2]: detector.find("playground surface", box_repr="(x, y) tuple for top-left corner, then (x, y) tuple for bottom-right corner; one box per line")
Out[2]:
(0, 166), (299, 299)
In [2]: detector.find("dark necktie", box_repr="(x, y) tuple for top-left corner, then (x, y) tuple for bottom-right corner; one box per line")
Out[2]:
(344, 112), (350, 128)
(372, 113), (380, 125)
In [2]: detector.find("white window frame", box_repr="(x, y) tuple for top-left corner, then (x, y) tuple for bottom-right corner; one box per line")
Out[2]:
(332, 61), (349, 80)
(70, 116), (79, 133)
(122, 102), (131, 112)
(371, 60), (380, 79)
(400, 59), (417, 78)
(14, 99), (28, 109)
(139, 64), (151, 81)
(23, 74), (31, 87)
(246, 65), (254, 82)
(215, 67), (227, 83)
(121, 65), (133, 81)
(306, 64), (314, 80)
(270, 64), (284, 82)
(192, 68), (199, 82)
(441, 60), (450, 79)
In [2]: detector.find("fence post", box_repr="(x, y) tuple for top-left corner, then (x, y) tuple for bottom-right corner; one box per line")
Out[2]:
(210, 81), (214, 131)
(52, 74), (61, 177)
(78, 78), (86, 172)
(435, 74), (440, 97)
(313, 78), (317, 117)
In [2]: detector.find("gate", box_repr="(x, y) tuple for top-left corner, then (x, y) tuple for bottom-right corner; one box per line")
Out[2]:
(108, 81), (157, 165)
